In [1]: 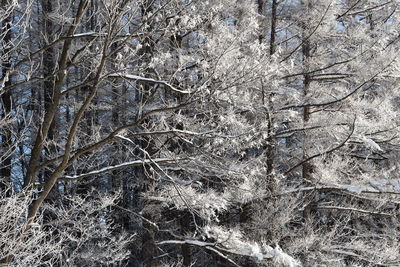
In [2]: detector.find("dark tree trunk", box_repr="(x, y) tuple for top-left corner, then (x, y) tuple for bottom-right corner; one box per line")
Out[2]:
(302, 38), (312, 181)
(266, 0), (278, 179)
(180, 211), (191, 266)
(269, 0), (277, 55)
(0, 0), (13, 194)
(42, 0), (56, 183)
(301, 0), (312, 181)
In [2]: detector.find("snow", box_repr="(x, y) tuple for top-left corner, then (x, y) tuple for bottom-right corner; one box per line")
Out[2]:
(268, 245), (301, 267)
(361, 136), (384, 152)
(248, 243), (264, 261)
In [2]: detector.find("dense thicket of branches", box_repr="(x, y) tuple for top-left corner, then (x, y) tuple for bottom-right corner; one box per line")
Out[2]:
(2, 0), (400, 266)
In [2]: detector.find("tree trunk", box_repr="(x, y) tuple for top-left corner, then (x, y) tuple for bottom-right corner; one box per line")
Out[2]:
(269, 0), (277, 55)
(42, 0), (57, 185)
(0, 0), (13, 194)
(301, 1), (312, 181)
(180, 211), (191, 266)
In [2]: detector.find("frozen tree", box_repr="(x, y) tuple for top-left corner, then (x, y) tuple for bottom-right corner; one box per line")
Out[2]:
(2, 0), (400, 266)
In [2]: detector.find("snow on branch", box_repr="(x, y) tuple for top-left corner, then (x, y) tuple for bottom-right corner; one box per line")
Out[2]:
(108, 73), (191, 94)
(157, 240), (216, 247)
(157, 240), (240, 266)
(282, 183), (400, 196)
(58, 158), (178, 181)
(251, 181), (400, 205)
(361, 136), (384, 152)
(71, 32), (106, 38)
(117, 129), (243, 140)
(156, 239), (301, 267)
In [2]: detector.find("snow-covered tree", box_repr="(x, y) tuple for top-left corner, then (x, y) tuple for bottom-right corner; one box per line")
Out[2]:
(3, 0), (400, 266)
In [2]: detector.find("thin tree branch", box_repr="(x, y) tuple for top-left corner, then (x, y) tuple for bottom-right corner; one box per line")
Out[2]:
(336, 0), (362, 19)
(346, 1), (393, 17)
(315, 205), (393, 217)
(280, 59), (394, 110)
(280, 2), (332, 62)
(284, 117), (355, 175)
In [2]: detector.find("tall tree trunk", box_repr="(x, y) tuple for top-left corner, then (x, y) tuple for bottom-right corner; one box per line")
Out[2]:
(257, 0), (264, 44)
(300, 6), (314, 266)
(259, 0), (277, 183)
(302, 42), (312, 181)
(42, 0), (57, 184)
(266, 0), (277, 178)
(25, 0), (91, 220)
(180, 211), (191, 266)
(301, 1), (312, 181)
(269, 0), (277, 55)
(0, 0), (13, 194)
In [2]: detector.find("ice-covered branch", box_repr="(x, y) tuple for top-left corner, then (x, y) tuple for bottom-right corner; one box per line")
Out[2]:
(316, 205), (393, 217)
(109, 73), (191, 94)
(157, 240), (301, 266)
(157, 240), (240, 266)
(157, 240), (216, 247)
(283, 183), (400, 196)
(71, 32), (106, 38)
(58, 158), (178, 181)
